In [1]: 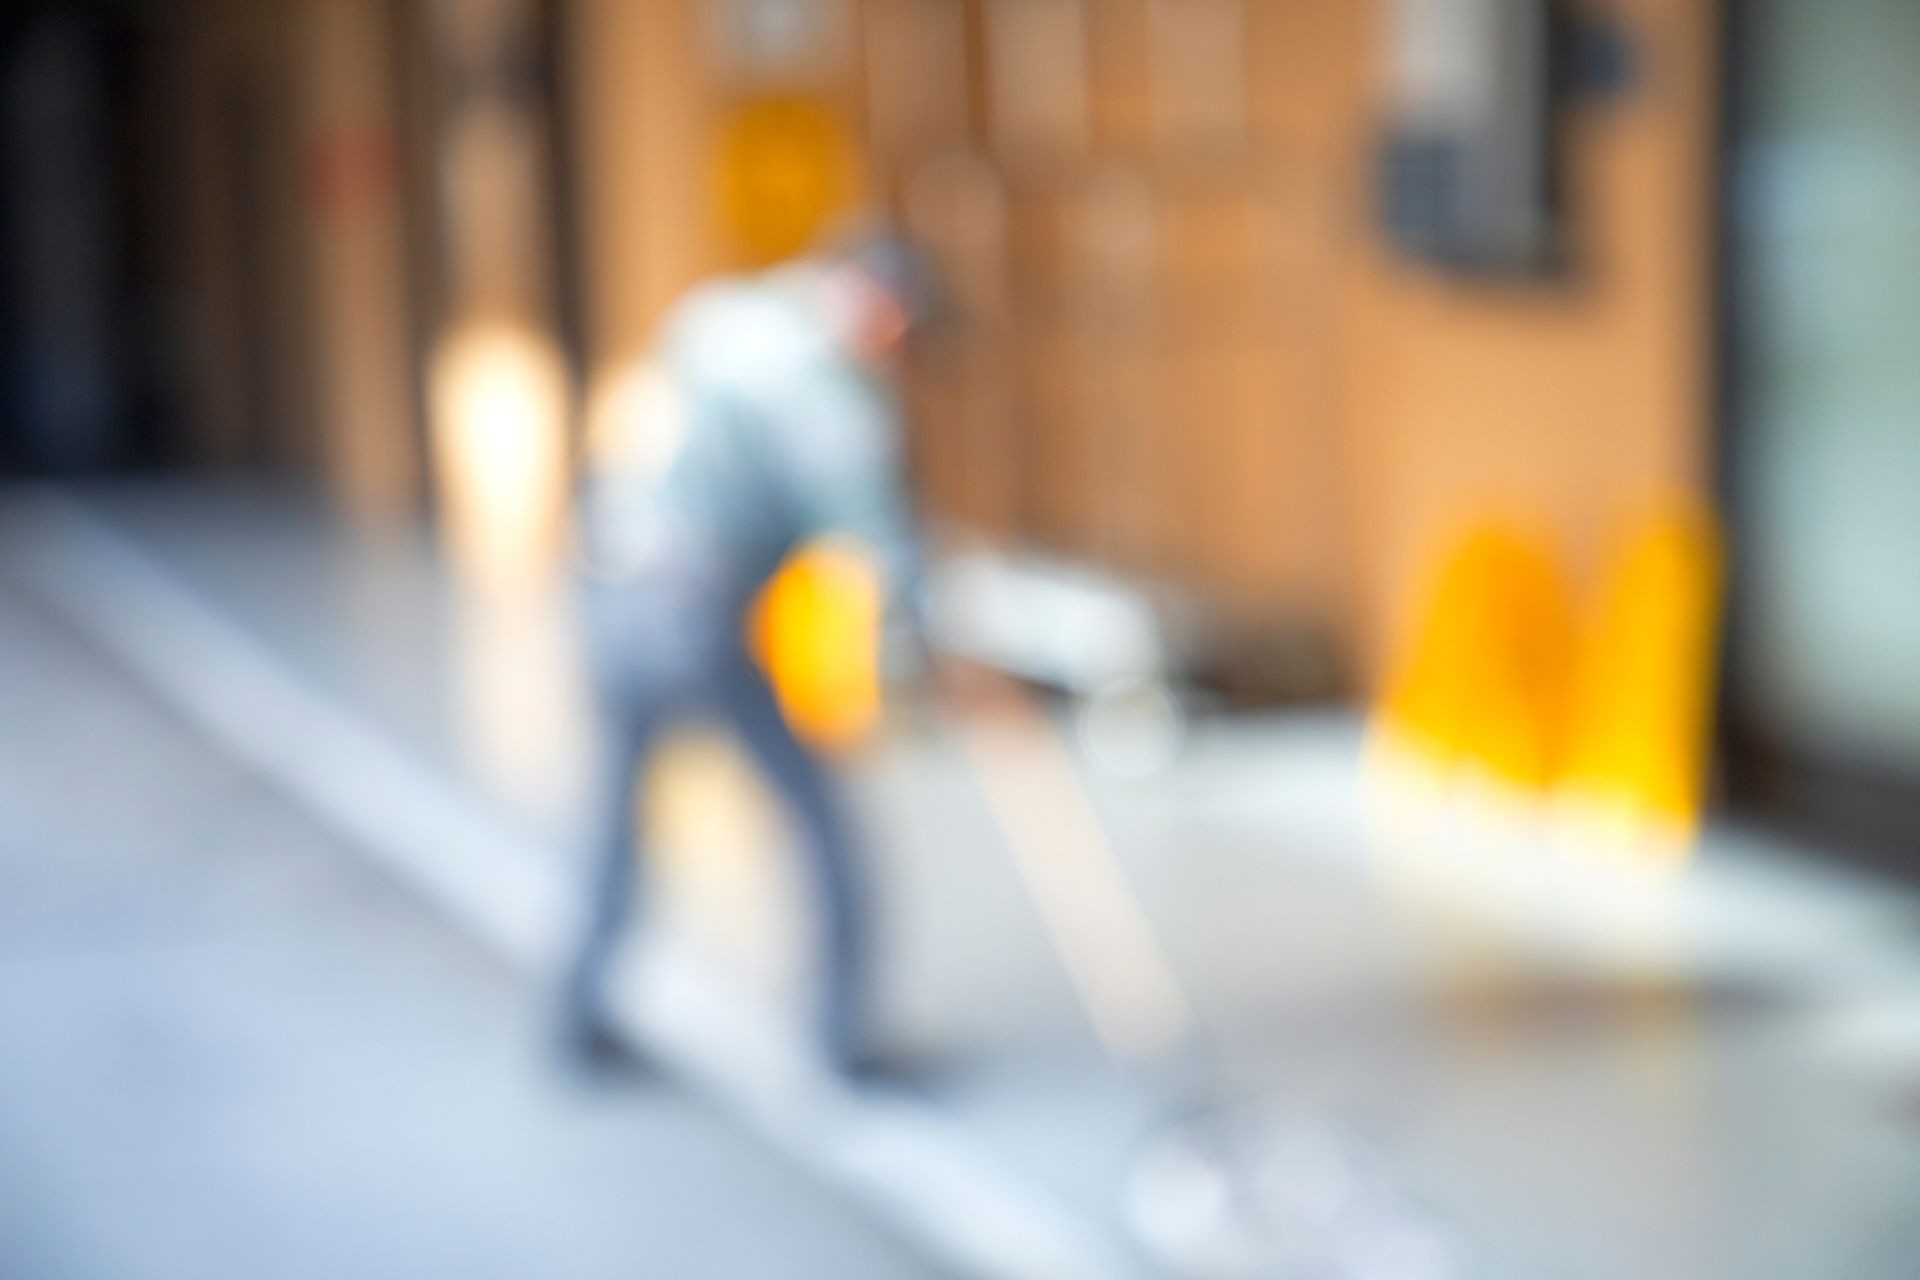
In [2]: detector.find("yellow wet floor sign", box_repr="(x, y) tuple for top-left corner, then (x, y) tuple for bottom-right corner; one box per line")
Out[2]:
(1373, 499), (1724, 854)
(1561, 500), (1724, 844)
(1377, 522), (1576, 792)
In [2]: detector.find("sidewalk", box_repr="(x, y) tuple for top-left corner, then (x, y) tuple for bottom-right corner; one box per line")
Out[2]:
(9, 479), (1920, 1280)
(0, 576), (946, 1280)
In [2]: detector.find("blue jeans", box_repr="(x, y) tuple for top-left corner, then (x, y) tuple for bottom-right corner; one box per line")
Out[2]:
(562, 573), (867, 1064)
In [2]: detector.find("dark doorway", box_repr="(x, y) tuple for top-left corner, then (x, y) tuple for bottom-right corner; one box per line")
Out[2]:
(0, 3), (193, 474)
(1718, 0), (1920, 868)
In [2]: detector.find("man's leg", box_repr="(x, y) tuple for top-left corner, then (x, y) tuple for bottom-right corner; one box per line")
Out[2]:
(559, 687), (658, 1059)
(713, 647), (868, 1069)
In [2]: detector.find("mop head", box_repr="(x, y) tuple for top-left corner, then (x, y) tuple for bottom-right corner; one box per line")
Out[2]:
(1126, 1102), (1462, 1280)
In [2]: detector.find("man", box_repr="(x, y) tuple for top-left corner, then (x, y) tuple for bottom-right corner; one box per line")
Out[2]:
(561, 236), (931, 1076)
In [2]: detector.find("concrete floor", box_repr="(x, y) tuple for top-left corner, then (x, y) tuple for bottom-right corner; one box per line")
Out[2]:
(10, 479), (1920, 1280)
(0, 586), (946, 1280)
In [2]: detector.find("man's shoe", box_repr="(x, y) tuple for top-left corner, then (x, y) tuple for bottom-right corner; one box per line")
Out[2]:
(556, 1017), (651, 1082)
(826, 1042), (950, 1090)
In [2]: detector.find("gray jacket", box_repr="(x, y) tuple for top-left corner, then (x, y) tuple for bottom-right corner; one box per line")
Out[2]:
(581, 266), (918, 616)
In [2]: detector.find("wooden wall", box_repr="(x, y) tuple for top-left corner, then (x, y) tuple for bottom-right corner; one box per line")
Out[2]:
(172, 0), (422, 521)
(567, 0), (716, 375)
(565, 0), (874, 379)
(160, 0), (1718, 689)
(1343, 0), (1720, 675)
(876, 0), (1363, 638)
(557, 0), (1719, 688)
(876, 0), (1718, 682)
(171, 0), (319, 471)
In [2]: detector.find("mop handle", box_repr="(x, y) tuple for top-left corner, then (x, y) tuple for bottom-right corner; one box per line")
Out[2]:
(948, 671), (1196, 1065)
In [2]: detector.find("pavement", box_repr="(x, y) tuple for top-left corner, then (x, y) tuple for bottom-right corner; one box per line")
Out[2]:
(0, 570), (958, 1280)
(6, 478), (1920, 1280)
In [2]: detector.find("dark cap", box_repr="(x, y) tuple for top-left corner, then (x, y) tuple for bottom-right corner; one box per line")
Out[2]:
(829, 231), (944, 335)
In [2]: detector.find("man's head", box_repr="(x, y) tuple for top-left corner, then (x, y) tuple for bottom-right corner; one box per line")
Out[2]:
(820, 232), (941, 363)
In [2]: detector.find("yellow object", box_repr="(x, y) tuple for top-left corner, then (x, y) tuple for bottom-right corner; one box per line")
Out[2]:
(714, 96), (861, 266)
(1560, 499), (1724, 843)
(1377, 522), (1578, 791)
(751, 538), (884, 751)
